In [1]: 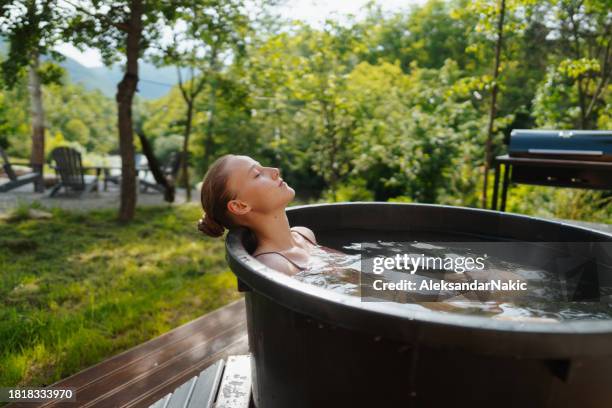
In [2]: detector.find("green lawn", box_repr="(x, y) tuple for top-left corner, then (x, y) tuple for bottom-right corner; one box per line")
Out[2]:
(0, 203), (241, 388)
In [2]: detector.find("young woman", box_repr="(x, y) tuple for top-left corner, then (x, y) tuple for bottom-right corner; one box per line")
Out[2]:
(198, 154), (319, 275)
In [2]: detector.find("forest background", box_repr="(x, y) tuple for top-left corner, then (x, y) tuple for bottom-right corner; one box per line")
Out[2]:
(1, 0), (611, 221)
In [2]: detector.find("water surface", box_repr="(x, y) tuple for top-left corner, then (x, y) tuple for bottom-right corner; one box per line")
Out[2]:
(292, 230), (612, 322)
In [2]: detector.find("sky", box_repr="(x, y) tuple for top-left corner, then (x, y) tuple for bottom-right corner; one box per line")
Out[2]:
(55, 0), (426, 68)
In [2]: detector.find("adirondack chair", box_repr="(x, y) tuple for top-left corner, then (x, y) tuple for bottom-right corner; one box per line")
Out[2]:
(49, 147), (99, 197)
(0, 147), (42, 193)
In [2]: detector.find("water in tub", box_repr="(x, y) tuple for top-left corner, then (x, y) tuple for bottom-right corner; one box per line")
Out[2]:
(291, 233), (612, 322)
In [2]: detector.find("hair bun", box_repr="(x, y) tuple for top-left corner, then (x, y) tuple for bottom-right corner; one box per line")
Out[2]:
(198, 214), (225, 238)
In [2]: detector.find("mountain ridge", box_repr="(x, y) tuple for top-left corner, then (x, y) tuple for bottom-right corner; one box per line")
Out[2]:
(58, 55), (178, 100)
(0, 38), (179, 100)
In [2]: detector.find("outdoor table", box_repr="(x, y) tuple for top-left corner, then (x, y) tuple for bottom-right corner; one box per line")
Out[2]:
(83, 165), (150, 191)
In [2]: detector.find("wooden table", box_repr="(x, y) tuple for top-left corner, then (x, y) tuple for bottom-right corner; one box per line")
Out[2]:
(491, 154), (612, 211)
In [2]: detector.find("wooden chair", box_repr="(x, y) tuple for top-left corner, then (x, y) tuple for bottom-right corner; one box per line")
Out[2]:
(0, 146), (42, 193)
(49, 147), (99, 197)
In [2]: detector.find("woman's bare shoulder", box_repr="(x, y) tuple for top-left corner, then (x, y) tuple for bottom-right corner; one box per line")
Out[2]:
(291, 226), (317, 244)
(254, 252), (299, 275)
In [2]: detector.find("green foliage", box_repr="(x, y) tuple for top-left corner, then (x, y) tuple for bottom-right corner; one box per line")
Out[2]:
(0, 80), (30, 154)
(44, 82), (117, 153)
(154, 134), (184, 163)
(532, 65), (580, 129)
(506, 185), (612, 223)
(0, 79), (117, 158)
(0, 0), (68, 88)
(138, 0), (608, 219)
(322, 177), (374, 202)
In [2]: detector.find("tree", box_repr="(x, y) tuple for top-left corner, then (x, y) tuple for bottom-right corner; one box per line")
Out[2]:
(0, 0), (66, 191)
(482, 0), (506, 209)
(545, 0), (611, 129)
(282, 23), (361, 199)
(154, 0), (250, 201)
(64, 0), (180, 221)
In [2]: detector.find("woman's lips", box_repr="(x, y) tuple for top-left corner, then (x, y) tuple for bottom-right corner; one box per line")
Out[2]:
(279, 179), (286, 187)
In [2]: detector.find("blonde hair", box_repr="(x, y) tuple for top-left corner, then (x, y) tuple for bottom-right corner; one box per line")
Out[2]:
(198, 154), (238, 238)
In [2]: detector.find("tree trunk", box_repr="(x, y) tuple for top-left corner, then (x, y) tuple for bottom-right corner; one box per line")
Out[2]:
(568, 4), (587, 129)
(181, 100), (193, 202)
(116, 0), (143, 222)
(136, 128), (175, 202)
(203, 78), (218, 172)
(28, 52), (45, 193)
(481, 0), (506, 209)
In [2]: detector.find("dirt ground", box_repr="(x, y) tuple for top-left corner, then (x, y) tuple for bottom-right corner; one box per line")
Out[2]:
(0, 182), (199, 214)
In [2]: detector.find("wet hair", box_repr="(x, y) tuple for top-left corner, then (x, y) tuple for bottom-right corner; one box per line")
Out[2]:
(198, 154), (238, 238)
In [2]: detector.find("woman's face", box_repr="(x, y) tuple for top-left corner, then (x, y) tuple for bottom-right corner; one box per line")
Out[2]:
(225, 155), (295, 216)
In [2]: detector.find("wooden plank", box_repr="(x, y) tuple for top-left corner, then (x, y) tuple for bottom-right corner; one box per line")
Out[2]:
(148, 393), (171, 408)
(215, 355), (252, 408)
(186, 360), (225, 408)
(166, 376), (197, 408)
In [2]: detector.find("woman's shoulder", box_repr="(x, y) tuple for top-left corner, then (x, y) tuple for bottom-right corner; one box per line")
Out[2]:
(290, 226), (317, 245)
(253, 252), (301, 275)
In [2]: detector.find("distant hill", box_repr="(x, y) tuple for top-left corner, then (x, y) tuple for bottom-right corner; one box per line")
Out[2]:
(0, 38), (179, 100)
(58, 55), (179, 100)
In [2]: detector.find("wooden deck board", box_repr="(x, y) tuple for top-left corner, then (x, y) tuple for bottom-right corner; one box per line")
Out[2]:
(165, 376), (197, 408)
(185, 360), (225, 408)
(7, 299), (248, 408)
(215, 355), (252, 408)
(147, 394), (170, 408)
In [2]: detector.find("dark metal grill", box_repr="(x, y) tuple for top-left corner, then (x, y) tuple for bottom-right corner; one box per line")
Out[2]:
(492, 129), (612, 211)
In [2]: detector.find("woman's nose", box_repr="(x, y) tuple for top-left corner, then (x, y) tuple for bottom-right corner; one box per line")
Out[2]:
(271, 168), (280, 179)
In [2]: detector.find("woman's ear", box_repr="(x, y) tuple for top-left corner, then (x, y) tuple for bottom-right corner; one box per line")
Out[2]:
(227, 199), (251, 216)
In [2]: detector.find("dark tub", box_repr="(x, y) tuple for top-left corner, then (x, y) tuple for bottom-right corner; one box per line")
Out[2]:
(225, 203), (612, 408)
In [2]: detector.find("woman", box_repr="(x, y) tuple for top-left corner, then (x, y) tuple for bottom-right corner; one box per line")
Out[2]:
(198, 154), (318, 275)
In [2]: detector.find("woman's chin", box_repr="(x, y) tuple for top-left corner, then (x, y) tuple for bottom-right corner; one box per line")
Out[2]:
(284, 186), (296, 202)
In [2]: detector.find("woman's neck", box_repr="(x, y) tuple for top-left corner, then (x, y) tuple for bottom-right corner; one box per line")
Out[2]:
(249, 209), (297, 251)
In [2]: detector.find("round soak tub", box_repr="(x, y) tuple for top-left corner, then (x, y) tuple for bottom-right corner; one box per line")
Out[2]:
(225, 203), (612, 408)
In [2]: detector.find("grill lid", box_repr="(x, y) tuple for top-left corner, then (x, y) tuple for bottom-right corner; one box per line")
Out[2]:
(509, 129), (612, 162)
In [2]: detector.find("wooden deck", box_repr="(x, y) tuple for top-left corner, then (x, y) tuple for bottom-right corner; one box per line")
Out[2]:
(7, 299), (248, 408)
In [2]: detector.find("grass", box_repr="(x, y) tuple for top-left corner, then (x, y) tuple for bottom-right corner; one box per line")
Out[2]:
(0, 203), (241, 388)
